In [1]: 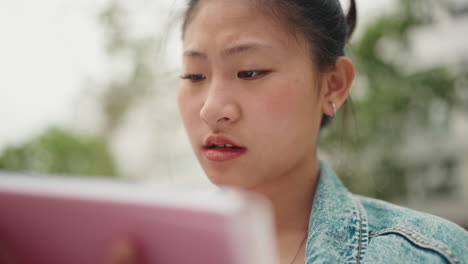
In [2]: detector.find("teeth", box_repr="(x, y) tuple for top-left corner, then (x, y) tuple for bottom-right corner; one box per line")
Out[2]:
(212, 144), (235, 148)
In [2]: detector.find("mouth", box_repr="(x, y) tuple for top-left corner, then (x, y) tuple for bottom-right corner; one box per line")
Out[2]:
(202, 135), (247, 162)
(204, 144), (244, 150)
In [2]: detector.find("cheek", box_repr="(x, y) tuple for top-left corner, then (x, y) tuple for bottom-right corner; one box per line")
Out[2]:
(177, 88), (189, 123)
(255, 77), (320, 132)
(246, 75), (321, 167)
(177, 87), (202, 136)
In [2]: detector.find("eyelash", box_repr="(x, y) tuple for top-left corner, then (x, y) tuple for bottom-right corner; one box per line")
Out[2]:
(180, 74), (206, 82)
(180, 70), (271, 82)
(237, 70), (271, 80)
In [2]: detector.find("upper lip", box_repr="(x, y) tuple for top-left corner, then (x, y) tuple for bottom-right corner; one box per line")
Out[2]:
(203, 135), (245, 149)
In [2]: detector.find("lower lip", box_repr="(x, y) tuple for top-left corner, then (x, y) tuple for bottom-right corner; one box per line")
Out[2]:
(203, 148), (247, 162)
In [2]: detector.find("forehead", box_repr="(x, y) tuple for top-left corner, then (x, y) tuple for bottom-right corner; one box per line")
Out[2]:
(183, 0), (307, 55)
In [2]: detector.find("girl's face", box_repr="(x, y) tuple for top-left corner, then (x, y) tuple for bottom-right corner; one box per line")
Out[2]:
(178, 0), (325, 189)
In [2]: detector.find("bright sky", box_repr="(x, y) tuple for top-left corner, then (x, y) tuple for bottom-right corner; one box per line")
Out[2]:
(3, 0), (458, 151)
(0, 0), (110, 149)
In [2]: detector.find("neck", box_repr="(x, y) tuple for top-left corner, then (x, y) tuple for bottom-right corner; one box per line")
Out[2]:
(248, 156), (320, 235)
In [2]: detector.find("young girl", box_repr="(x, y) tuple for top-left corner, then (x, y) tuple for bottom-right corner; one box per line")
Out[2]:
(176, 0), (468, 263)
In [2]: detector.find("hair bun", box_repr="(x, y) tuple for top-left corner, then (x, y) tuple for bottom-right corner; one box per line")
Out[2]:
(346, 0), (357, 41)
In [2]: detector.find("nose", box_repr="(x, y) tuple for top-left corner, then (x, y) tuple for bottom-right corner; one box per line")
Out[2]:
(200, 81), (241, 131)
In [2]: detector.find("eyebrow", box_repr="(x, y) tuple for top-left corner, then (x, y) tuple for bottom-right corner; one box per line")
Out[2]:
(222, 43), (271, 57)
(183, 50), (208, 59)
(183, 42), (272, 59)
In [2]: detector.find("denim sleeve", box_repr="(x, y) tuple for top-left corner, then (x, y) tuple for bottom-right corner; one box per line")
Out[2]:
(359, 196), (468, 264)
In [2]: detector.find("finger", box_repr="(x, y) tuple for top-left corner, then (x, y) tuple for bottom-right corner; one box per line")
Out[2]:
(107, 238), (139, 264)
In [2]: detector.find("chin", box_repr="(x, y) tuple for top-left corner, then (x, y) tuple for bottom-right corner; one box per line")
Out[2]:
(204, 169), (258, 190)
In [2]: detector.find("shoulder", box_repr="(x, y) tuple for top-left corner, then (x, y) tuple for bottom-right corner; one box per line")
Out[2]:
(355, 195), (468, 264)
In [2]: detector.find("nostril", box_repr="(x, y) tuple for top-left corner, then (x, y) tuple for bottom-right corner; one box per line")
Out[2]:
(200, 101), (240, 130)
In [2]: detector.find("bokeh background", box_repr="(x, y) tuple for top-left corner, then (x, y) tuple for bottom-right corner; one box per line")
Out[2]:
(1, 0), (467, 228)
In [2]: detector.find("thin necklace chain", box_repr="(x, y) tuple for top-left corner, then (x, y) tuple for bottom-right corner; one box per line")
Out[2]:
(289, 233), (308, 264)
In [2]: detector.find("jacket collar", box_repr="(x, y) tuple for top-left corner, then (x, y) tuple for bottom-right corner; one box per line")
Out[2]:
(305, 161), (369, 264)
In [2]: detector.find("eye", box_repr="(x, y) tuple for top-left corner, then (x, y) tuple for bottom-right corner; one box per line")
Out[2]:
(180, 74), (206, 82)
(237, 70), (270, 80)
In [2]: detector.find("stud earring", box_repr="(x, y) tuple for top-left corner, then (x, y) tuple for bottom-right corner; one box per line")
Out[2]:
(331, 102), (337, 117)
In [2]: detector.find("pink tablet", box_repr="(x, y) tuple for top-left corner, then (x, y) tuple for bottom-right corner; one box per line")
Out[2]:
(0, 172), (277, 264)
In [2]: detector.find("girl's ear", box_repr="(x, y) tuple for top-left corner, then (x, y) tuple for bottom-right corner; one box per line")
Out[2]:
(320, 57), (355, 116)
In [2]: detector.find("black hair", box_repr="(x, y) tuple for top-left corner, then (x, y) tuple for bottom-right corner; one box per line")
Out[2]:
(182, 0), (357, 128)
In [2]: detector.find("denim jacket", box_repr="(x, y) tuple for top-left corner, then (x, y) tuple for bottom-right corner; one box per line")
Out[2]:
(305, 162), (468, 264)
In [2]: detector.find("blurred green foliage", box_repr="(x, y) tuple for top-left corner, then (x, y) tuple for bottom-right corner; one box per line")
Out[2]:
(0, 127), (118, 177)
(97, 2), (166, 134)
(320, 0), (468, 201)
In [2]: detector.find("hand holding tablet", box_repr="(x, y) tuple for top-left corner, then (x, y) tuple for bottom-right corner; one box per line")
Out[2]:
(0, 238), (138, 264)
(0, 172), (277, 264)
